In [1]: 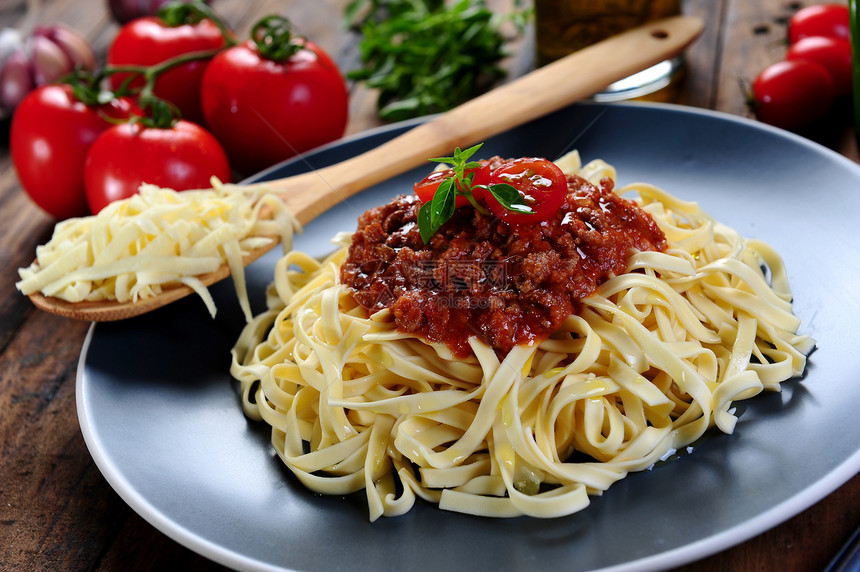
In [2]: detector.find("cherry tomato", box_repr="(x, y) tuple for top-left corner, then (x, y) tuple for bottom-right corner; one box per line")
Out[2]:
(485, 158), (567, 224)
(751, 59), (836, 131)
(107, 16), (227, 125)
(10, 84), (138, 219)
(787, 35), (853, 95)
(788, 4), (850, 44)
(414, 161), (493, 206)
(84, 119), (231, 213)
(201, 28), (348, 175)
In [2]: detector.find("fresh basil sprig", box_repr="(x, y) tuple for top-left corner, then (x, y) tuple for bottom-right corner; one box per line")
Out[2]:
(417, 143), (533, 244)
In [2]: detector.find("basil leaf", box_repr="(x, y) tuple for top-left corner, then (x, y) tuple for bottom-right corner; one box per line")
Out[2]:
(487, 183), (535, 213)
(457, 143), (483, 163)
(418, 201), (435, 244)
(430, 177), (457, 228)
(418, 178), (456, 245)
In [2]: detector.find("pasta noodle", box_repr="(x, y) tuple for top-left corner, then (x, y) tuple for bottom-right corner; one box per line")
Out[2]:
(230, 153), (814, 520)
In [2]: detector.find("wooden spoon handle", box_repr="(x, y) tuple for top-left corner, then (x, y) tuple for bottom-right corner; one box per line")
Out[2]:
(260, 15), (704, 225)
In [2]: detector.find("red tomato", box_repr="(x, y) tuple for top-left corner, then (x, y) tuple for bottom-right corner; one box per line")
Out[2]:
(84, 119), (231, 213)
(414, 161), (493, 206)
(787, 35), (853, 95)
(485, 158), (567, 224)
(10, 84), (138, 219)
(201, 38), (348, 175)
(107, 16), (226, 125)
(751, 59), (835, 131)
(788, 4), (850, 43)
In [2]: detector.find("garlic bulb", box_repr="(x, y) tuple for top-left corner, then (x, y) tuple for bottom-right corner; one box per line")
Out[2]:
(0, 12), (95, 118)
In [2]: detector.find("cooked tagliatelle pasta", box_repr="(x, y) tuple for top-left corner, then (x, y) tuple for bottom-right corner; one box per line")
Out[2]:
(230, 153), (814, 520)
(16, 180), (299, 321)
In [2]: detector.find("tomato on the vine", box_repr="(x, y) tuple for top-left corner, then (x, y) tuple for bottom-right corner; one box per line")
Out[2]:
(750, 59), (836, 131)
(107, 12), (227, 125)
(201, 16), (348, 175)
(787, 35), (853, 96)
(485, 158), (567, 224)
(788, 4), (850, 44)
(414, 161), (492, 207)
(84, 119), (231, 213)
(10, 84), (138, 219)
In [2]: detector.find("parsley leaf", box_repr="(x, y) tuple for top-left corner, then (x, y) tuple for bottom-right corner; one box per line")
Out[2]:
(344, 0), (530, 121)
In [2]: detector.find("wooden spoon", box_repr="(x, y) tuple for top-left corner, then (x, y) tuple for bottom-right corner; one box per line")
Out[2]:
(28, 15), (703, 321)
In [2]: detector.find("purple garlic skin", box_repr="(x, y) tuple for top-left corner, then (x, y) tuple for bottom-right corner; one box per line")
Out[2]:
(0, 24), (96, 118)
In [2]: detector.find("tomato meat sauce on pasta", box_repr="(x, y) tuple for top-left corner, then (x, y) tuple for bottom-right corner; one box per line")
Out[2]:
(230, 150), (814, 521)
(340, 166), (666, 357)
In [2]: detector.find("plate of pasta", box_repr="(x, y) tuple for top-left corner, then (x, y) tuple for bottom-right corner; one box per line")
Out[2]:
(78, 101), (860, 572)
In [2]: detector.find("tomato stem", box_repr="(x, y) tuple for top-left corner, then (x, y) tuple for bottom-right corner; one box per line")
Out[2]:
(106, 47), (224, 86)
(61, 68), (114, 107)
(251, 15), (306, 61)
(157, 0), (237, 47)
(465, 188), (490, 215)
(100, 46), (223, 126)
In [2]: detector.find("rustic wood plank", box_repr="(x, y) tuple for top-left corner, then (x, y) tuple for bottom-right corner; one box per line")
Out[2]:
(679, 0), (725, 109)
(0, 311), (94, 570)
(0, 166), (55, 343)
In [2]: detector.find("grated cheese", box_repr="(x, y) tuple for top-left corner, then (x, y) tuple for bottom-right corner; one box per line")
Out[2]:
(16, 179), (300, 322)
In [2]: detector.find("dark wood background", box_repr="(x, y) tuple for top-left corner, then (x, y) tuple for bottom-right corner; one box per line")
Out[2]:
(1, 0), (858, 570)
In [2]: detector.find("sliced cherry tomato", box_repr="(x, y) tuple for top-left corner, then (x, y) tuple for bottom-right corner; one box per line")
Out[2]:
(485, 158), (567, 224)
(788, 4), (850, 44)
(10, 84), (138, 219)
(751, 59), (835, 131)
(787, 35), (852, 96)
(200, 17), (348, 175)
(84, 119), (231, 213)
(107, 15), (227, 125)
(414, 161), (492, 206)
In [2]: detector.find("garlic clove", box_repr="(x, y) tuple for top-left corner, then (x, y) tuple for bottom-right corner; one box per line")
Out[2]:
(30, 34), (71, 85)
(0, 47), (34, 113)
(36, 25), (96, 71)
(0, 24), (95, 117)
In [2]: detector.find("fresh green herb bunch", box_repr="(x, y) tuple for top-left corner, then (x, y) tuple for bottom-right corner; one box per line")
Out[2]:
(345, 0), (529, 121)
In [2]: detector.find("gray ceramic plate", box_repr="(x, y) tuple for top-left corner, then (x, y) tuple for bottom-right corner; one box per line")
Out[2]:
(78, 102), (860, 572)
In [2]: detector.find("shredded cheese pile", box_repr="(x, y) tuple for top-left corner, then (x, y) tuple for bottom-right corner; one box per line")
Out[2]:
(16, 180), (299, 321)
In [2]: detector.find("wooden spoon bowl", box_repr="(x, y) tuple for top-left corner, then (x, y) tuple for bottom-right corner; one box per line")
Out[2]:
(28, 16), (704, 322)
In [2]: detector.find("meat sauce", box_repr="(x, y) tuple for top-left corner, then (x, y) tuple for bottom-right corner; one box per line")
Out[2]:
(340, 170), (667, 357)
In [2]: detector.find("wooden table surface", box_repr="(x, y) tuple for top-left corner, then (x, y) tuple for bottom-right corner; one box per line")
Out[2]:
(1, 0), (858, 570)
